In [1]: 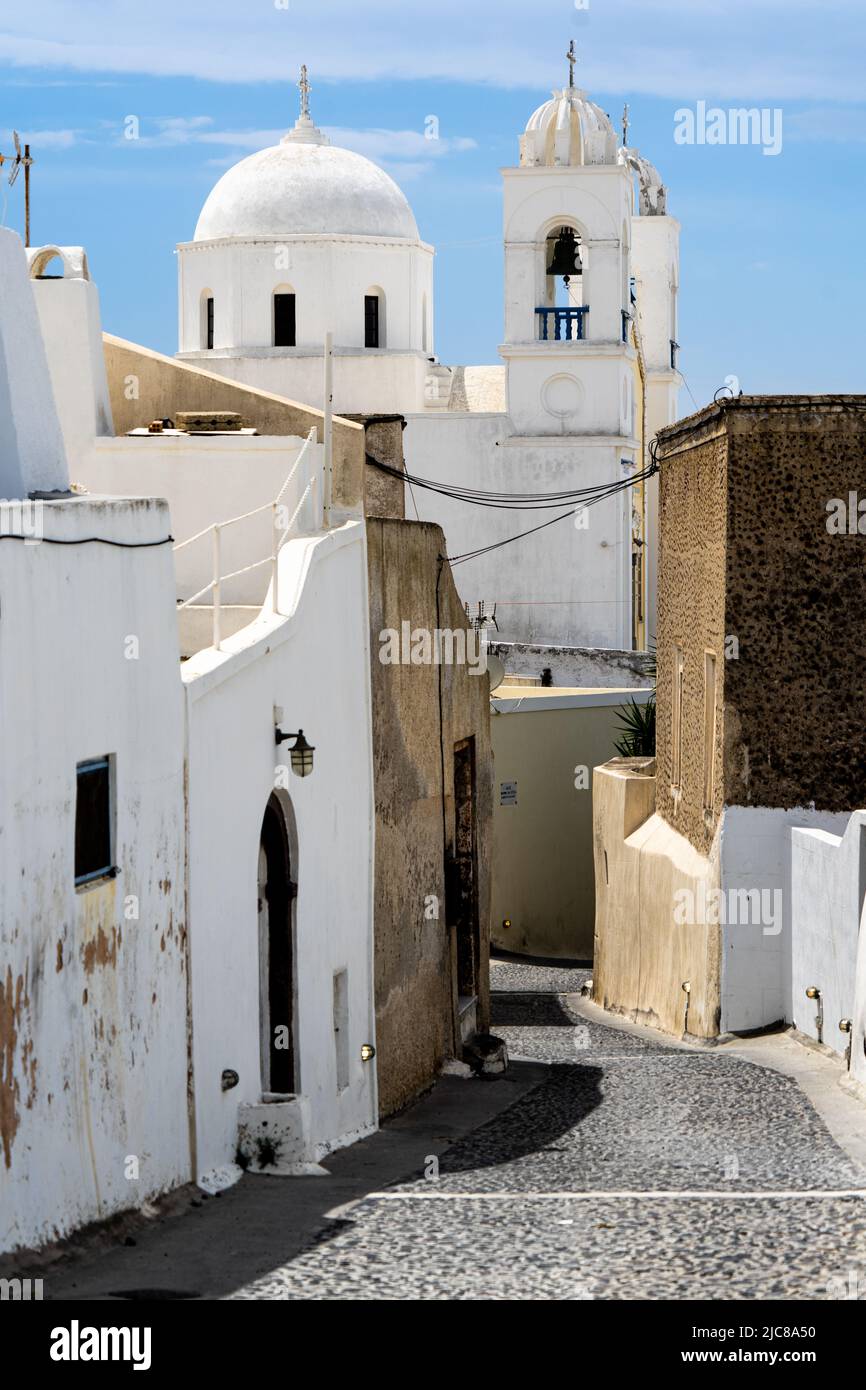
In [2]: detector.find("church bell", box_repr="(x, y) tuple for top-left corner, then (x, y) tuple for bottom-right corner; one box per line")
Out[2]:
(547, 226), (581, 283)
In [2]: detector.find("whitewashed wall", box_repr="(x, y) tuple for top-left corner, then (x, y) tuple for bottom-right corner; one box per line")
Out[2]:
(789, 813), (866, 1062)
(0, 496), (189, 1253)
(403, 412), (633, 648)
(184, 519), (377, 1181)
(31, 275), (114, 459)
(719, 805), (850, 1035)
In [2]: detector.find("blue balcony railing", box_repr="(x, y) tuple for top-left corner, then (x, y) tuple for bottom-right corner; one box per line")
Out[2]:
(535, 306), (588, 342)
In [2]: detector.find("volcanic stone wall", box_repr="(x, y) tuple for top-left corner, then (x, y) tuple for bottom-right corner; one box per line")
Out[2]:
(655, 396), (866, 855)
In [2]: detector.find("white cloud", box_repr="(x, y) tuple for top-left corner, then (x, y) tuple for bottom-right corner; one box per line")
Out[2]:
(785, 107), (866, 142)
(0, 127), (81, 149)
(1, 0), (866, 101)
(115, 117), (476, 172)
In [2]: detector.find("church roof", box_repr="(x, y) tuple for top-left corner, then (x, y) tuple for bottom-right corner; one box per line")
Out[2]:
(194, 71), (419, 243)
(520, 87), (619, 168)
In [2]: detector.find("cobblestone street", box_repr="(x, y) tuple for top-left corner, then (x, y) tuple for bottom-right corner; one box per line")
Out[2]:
(39, 958), (866, 1303)
(235, 960), (866, 1300)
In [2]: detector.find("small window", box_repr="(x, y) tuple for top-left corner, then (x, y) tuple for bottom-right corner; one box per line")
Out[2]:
(671, 647), (684, 793)
(206, 296), (214, 350)
(75, 757), (115, 887)
(703, 652), (717, 812)
(364, 294), (380, 348)
(274, 292), (296, 348)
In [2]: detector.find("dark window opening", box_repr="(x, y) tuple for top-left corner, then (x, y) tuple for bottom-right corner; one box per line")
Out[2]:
(452, 738), (479, 999)
(274, 293), (296, 348)
(206, 296), (214, 350)
(364, 294), (380, 348)
(75, 757), (114, 887)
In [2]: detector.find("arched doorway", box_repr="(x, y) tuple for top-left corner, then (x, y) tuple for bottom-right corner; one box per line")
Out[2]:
(258, 793), (297, 1094)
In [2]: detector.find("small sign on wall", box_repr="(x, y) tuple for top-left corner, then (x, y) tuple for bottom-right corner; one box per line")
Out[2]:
(500, 781), (518, 807)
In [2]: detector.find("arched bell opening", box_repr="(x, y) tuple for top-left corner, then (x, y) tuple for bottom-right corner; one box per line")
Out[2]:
(537, 220), (588, 342)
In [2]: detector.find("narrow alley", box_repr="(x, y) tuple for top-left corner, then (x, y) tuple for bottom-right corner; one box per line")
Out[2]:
(39, 959), (866, 1303)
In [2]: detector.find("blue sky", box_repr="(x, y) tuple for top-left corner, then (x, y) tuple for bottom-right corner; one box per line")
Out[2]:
(2, 0), (863, 408)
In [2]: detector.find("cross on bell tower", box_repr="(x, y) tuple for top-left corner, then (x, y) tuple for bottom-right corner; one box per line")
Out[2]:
(622, 104), (630, 148)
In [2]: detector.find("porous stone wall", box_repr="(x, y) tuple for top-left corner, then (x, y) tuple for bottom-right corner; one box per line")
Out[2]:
(367, 519), (492, 1118)
(655, 396), (866, 855)
(655, 406), (727, 855)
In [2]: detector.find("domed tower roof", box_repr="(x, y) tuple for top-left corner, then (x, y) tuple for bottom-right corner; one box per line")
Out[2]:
(520, 87), (619, 169)
(194, 67), (419, 242)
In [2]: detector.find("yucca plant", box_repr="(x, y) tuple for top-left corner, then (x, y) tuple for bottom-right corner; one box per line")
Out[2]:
(613, 695), (656, 757)
(613, 641), (656, 756)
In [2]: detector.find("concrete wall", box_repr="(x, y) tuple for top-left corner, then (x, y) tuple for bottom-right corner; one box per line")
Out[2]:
(102, 334), (364, 515)
(403, 411), (634, 648)
(0, 230), (68, 497)
(184, 520), (377, 1178)
(492, 642), (653, 689)
(491, 689), (652, 959)
(31, 276), (113, 460)
(0, 497), (189, 1253)
(592, 760), (723, 1038)
(366, 518), (492, 1119)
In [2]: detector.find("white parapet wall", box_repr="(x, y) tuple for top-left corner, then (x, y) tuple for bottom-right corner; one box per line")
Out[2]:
(183, 518), (378, 1182)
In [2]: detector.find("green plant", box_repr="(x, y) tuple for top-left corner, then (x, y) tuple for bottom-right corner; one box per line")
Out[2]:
(613, 694), (656, 756)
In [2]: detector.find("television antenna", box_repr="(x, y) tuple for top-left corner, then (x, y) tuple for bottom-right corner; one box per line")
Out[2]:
(0, 133), (34, 245)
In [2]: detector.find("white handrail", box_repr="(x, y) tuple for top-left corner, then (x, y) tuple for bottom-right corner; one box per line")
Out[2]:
(173, 425), (321, 650)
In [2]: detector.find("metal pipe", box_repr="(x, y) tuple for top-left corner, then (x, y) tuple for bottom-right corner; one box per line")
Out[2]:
(323, 331), (333, 528)
(271, 502), (280, 615)
(212, 525), (221, 651)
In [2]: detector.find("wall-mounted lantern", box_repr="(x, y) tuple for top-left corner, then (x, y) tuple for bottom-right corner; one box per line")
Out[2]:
(275, 726), (315, 778)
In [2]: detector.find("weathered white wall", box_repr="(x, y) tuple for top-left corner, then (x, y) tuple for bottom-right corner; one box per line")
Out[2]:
(0, 496), (189, 1254)
(184, 519), (377, 1181)
(403, 412), (633, 648)
(492, 642), (652, 688)
(719, 805), (850, 1035)
(789, 813), (866, 1059)
(187, 348), (428, 417)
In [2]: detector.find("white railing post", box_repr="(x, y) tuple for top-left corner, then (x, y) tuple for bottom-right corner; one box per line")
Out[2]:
(212, 524), (221, 651)
(272, 501), (281, 616)
(323, 330), (333, 529)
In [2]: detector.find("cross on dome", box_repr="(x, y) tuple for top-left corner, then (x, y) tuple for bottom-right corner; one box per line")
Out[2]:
(298, 64), (311, 121)
(282, 63), (329, 145)
(566, 40), (577, 90)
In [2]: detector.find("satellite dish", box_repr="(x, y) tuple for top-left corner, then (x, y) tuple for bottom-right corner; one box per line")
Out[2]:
(486, 652), (506, 692)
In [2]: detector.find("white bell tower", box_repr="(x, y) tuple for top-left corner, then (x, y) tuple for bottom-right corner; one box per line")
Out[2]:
(501, 46), (634, 439)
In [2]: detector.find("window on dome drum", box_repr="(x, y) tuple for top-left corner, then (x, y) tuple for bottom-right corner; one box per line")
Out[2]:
(365, 294), (380, 348)
(274, 292), (296, 348)
(206, 296), (214, 350)
(75, 756), (115, 888)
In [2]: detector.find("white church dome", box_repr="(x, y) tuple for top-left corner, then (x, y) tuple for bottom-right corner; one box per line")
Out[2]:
(194, 115), (419, 243)
(520, 86), (618, 168)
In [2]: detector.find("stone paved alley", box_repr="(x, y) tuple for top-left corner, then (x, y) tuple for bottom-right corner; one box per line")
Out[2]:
(39, 960), (866, 1302)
